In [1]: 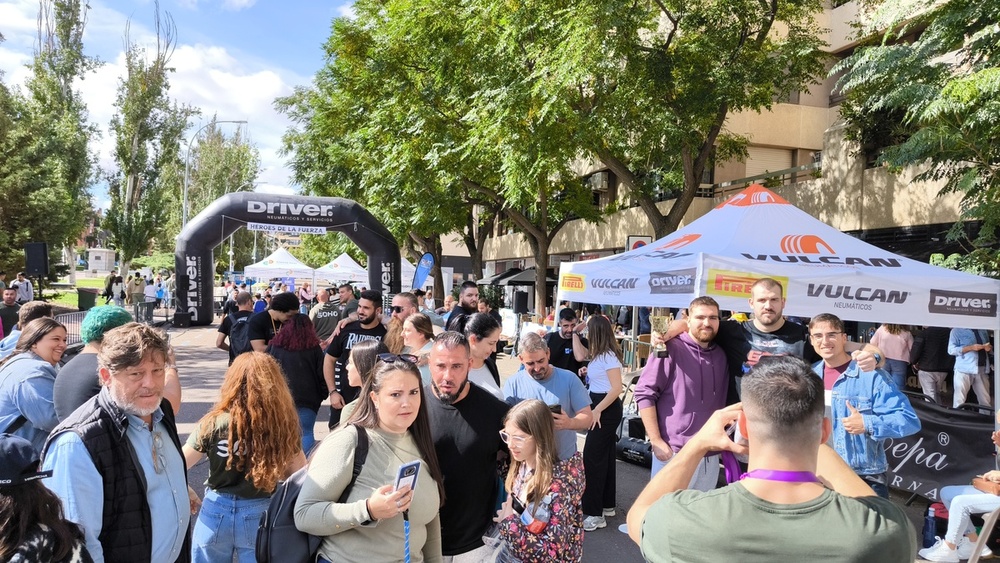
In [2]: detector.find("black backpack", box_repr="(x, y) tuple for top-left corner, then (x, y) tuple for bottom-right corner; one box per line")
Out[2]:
(255, 425), (369, 563)
(228, 314), (253, 357)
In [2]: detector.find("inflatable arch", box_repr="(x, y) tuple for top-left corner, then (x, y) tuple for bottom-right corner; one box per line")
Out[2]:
(174, 192), (400, 326)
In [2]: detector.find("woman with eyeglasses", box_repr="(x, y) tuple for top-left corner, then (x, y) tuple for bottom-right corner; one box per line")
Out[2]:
(495, 399), (584, 562)
(182, 352), (306, 563)
(464, 313), (504, 399)
(339, 339), (390, 423)
(402, 313), (435, 386)
(578, 314), (624, 532)
(0, 318), (67, 454)
(296, 355), (446, 563)
(266, 313), (327, 452)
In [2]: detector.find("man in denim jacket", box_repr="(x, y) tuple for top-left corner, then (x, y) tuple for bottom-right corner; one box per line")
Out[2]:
(809, 313), (920, 498)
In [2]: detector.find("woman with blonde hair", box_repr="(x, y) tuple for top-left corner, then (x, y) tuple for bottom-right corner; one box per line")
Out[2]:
(870, 323), (913, 389)
(495, 399), (584, 562)
(296, 356), (446, 562)
(575, 314), (624, 531)
(183, 352), (306, 563)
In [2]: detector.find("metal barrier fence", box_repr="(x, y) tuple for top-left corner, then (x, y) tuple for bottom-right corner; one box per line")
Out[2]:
(55, 311), (87, 346)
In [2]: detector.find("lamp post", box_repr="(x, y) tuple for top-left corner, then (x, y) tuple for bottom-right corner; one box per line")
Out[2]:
(182, 119), (248, 228)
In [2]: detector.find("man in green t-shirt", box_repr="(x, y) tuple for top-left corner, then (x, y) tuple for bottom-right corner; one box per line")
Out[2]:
(627, 356), (916, 563)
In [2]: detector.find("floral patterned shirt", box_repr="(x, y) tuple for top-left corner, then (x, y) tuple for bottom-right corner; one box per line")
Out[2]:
(499, 452), (585, 562)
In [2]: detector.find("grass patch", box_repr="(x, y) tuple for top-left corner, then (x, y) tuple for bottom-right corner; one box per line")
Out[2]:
(69, 278), (106, 288)
(45, 289), (80, 309)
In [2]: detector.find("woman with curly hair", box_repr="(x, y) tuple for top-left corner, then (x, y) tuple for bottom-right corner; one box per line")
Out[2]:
(267, 313), (328, 452)
(495, 399), (584, 562)
(183, 352), (306, 563)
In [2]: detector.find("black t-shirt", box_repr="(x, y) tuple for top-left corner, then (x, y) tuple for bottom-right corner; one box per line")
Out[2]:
(0, 303), (20, 338)
(426, 384), (510, 555)
(53, 352), (101, 422)
(325, 321), (388, 393)
(219, 310), (254, 364)
(714, 319), (819, 380)
(247, 310), (280, 346)
(545, 332), (588, 378)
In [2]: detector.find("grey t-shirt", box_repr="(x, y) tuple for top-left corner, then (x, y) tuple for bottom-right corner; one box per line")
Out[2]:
(641, 483), (916, 563)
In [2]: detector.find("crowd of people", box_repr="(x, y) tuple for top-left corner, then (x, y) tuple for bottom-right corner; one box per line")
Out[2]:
(0, 273), (996, 562)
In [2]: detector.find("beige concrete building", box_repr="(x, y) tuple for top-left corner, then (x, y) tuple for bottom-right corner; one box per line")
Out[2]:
(480, 0), (967, 293)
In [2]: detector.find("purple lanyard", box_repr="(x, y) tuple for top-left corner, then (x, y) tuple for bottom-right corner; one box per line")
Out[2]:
(739, 469), (821, 483)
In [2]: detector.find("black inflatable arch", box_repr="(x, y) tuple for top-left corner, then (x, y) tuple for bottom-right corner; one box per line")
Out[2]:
(174, 192), (400, 326)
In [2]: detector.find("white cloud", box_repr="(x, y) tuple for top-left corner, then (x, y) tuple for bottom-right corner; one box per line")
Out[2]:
(0, 0), (306, 199)
(254, 183), (297, 196)
(221, 0), (257, 10)
(335, 3), (356, 20)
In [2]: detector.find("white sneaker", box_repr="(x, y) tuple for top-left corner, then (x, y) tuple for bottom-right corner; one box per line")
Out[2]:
(583, 515), (607, 531)
(919, 538), (960, 563)
(956, 536), (994, 560)
(603, 507), (616, 517)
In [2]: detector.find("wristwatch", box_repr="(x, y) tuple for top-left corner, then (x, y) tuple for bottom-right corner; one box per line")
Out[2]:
(872, 352), (883, 365)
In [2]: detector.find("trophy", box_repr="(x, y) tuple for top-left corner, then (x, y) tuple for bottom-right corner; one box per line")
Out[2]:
(650, 315), (671, 358)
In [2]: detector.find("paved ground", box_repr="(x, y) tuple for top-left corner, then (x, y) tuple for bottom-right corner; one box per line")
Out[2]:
(168, 323), (928, 562)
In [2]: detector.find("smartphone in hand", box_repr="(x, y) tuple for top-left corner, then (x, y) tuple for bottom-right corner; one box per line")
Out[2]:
(395, 461), (421, 492)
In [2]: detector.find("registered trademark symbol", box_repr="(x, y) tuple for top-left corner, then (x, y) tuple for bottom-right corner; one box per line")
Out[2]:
(938, 432), (950, 446)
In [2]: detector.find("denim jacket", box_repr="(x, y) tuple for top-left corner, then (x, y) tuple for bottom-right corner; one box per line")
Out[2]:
(812, 361), (921, 475)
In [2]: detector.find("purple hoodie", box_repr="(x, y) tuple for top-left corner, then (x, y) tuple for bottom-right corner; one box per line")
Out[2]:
(633, 331), (728, 451)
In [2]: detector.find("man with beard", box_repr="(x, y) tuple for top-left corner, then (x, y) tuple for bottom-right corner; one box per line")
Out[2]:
(41, 323), (192, 562)
(324, 289), (387, 427)
(544, 307), (589, 384)
(384, 291), (418, 354)
(634, 296), (728, 488)
(445, 281), (479, 333)
(664, 278), (882, 400)
(503, 332), (593, 460)
(425, 332), (510, 561)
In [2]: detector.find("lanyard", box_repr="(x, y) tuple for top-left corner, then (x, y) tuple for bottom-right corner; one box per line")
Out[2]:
(403, 511), (411, 563)
(739, 469), (821, 483)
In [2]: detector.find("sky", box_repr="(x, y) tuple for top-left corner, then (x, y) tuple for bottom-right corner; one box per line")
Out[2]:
(0, 0), (354, 208)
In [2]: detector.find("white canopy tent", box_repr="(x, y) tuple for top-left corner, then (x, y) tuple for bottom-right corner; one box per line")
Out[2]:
(314, 253), (369, 283)
(244, 247), (315, 280)
(556, 185), (1000, 402)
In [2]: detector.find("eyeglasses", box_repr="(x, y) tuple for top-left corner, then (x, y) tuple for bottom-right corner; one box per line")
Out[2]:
(378, 353), (418, 364)
(810, 331), (844, 342)
(499, 431), (531, 445)
(152, 432), (165, 474)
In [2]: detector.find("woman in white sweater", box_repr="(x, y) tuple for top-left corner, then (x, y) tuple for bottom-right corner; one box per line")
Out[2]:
(295, 356), (446, 562)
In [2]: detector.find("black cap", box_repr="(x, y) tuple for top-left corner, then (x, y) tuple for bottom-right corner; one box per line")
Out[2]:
(0, 433), (52, 486)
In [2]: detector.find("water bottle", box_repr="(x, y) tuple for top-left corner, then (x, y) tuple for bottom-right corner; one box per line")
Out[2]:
(922, 506), (937, 548)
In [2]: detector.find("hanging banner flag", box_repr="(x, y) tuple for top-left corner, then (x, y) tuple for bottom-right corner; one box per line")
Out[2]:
(412, 252), (434, 290)
(247, 222), (327, 235)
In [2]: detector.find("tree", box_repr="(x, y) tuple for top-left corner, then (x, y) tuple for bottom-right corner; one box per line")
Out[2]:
(538, 0), (827, 239)
(103, 6), (197, 272)
(157, 119), (260, 273)
(837, 0), (1000, 263)
(0, 0), (97, 278)
(279, 0), (602, 311)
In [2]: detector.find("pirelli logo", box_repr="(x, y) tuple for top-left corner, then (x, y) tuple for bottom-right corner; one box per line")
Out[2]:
(560, 274), (586, 292)
(706, 270), (788, 298)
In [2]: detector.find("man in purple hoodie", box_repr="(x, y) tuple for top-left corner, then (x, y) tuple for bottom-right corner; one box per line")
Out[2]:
(634, 296), (728, 489)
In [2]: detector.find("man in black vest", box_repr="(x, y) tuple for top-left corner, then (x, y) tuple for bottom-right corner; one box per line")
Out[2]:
(41, 323), (191, 563)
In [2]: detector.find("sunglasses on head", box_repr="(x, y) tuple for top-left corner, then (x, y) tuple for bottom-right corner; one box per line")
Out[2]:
(378, 353), (418, 364)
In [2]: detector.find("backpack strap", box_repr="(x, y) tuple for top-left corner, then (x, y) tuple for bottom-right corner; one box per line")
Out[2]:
(337, 425), (370, 504)
(4, 415), (28, 434)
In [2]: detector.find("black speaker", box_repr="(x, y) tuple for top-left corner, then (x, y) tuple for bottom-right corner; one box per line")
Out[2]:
(513, 291), (528, 314)
(24, 242), (49, 276)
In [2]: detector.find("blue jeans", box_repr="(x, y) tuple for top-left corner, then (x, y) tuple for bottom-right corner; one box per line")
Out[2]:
(883, 359), (909, 389)
(191, 488), (270, 563)
(298, 406), (318, 454)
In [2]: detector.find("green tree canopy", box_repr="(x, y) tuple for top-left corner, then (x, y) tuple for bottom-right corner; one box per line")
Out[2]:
(838, 0), (1000, 260)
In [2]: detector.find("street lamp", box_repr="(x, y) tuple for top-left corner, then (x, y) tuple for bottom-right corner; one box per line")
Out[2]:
(182, 119), (248, 228)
